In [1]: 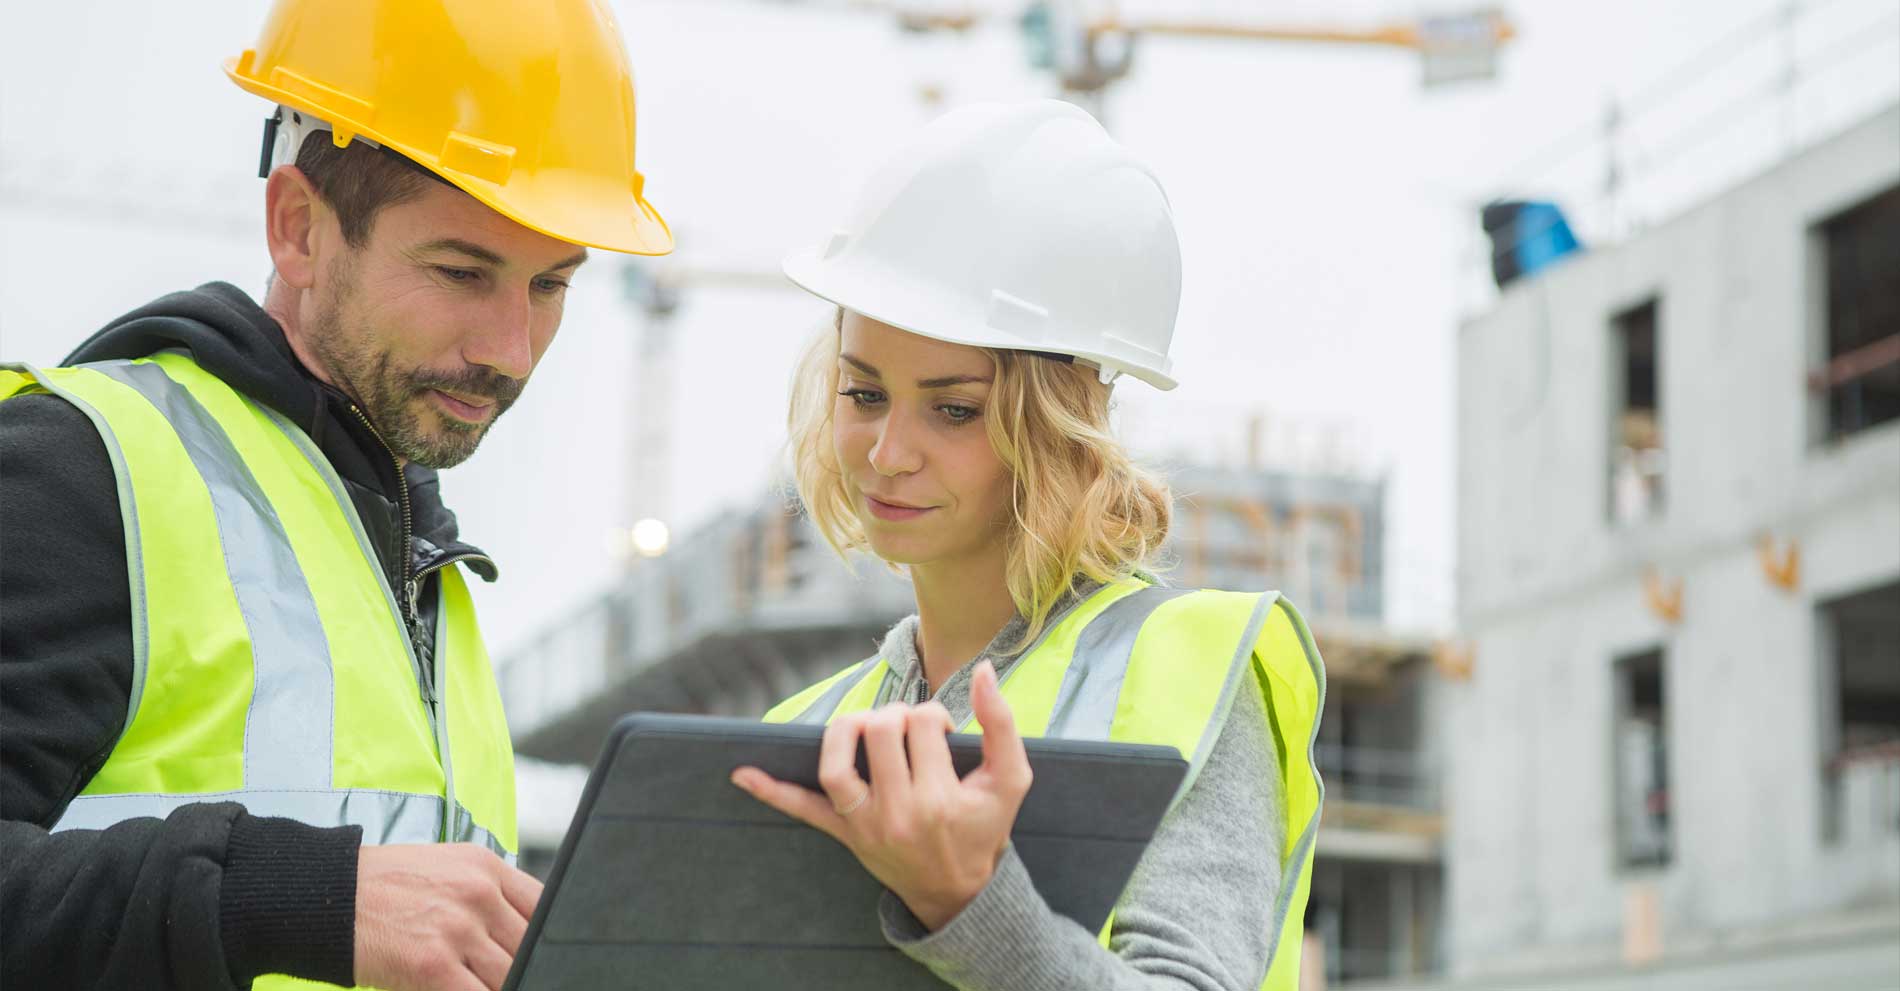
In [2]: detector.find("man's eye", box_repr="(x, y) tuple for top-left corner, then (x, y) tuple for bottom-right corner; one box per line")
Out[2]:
(533, 278), (571, 294)
(436, 266), (479, 283)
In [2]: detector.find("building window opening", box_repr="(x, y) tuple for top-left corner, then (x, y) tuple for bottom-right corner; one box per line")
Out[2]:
(1614, 649), (1671, 869)
(1815, 184), (1900, 443)
(1610, 299), (1664, 525)
(1820, 578), (1900, 844)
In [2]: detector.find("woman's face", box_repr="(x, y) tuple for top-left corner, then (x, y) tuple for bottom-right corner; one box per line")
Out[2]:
(832, 311), (1014, 568)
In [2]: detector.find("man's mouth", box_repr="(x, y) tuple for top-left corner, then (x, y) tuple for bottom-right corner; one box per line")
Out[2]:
(427, 389), (497, 423)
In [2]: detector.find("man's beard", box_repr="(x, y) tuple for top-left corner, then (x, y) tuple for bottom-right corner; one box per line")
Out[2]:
(309, 270), (525, 470)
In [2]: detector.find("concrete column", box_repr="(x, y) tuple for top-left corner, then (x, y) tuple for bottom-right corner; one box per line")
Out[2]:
(1391, 864), (1417, 976)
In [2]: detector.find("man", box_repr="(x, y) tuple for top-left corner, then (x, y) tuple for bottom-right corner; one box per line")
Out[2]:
(0, 2), (671, 989)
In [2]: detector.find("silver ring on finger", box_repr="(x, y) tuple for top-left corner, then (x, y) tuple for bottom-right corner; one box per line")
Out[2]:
(834, 785), (870, 817)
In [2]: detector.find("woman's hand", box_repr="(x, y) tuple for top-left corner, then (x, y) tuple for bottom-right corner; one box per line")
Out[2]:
(732, 660), (1033, 931)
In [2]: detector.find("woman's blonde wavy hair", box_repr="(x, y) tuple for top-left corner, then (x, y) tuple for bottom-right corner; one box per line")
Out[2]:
(788, 309), (1172, 652)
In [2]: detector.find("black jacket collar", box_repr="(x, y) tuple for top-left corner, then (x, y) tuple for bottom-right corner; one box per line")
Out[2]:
(64, 282), (497, 585)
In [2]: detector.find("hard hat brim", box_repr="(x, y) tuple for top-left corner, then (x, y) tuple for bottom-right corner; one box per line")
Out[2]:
(782, 245), (1178, 391)
(225, 60), (674, 256)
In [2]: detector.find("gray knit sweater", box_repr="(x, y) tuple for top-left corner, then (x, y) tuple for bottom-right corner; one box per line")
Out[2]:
(866, 593), (1288, 990)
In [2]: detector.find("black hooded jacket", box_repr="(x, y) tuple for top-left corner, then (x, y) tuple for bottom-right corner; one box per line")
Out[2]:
(1, 283), (498, 989)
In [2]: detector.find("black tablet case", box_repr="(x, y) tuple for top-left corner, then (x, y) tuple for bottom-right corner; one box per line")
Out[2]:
(505, 713), (1187, 990)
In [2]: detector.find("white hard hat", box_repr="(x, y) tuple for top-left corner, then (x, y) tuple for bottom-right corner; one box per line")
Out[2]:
(782, 100), (1182, 390)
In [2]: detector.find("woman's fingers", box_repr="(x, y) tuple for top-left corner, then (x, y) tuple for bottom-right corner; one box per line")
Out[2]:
(731, 766), (846, 841)
(970, 661), (1033, 797)
(862, 703), (914, 813)
(904, 702), (958, 800)
(816, 711), (873, 814)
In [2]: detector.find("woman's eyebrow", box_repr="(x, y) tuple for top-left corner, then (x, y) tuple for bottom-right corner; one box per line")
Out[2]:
(917, 374), (992, 388)
(840, 353), (991, 388)
(839, 353), (880, 377)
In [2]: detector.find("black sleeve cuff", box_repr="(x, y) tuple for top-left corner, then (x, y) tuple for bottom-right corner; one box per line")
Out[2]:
(218, 812), (362, 988)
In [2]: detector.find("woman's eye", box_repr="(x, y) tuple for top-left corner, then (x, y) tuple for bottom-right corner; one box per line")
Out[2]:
(838, 388), (885, 409)
(939, 404), (980, 424)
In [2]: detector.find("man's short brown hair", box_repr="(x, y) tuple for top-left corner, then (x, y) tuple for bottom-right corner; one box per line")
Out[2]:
(293, 134), (440, 247)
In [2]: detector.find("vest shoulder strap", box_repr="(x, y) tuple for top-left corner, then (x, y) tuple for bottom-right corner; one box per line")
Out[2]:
(763, 655), (883, 724)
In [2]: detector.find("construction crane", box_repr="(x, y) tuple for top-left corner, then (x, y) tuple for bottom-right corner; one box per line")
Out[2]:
(614, 2), (1515, 554)
(778, 1), (1517, 120)
(1088, 7), (1515, 85)
(614, 256), (800, 565)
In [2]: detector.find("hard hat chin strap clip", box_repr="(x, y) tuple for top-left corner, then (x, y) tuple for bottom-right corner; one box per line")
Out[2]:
(1018, 349), (1118, 386)
(257, 111), (281, 179)
(258, 105), (385, 178)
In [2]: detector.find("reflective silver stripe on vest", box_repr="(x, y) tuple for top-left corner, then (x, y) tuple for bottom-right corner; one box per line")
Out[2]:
(256, 403), (439, 752)
(450, 802), (517, 864)
(428, 571), (458, 844)
(256, 401), (492, 857)
(4, 363), (154, 755)
(94, 360), (336, 793)
(1258, 593), (1327, 981)
(52, 790), (514, 864)
(1181, 591), (1276, 792)
(790, 660), (875, 724)
(1042, 585), (1195, 740)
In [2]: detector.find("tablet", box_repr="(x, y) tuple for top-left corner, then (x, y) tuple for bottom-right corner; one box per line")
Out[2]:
(504, 712), (1188, 990)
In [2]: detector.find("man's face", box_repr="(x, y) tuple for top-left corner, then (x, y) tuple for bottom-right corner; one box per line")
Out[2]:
(305, 181), (588, 468)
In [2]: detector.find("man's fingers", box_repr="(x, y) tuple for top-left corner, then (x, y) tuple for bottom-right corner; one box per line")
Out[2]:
(355, 844), (547, 991)
(442, 969), (489, 991)
(486, 883), (532, 956)
(466, 936), (515, 991)
(970, 661), (1032, 793)
(732, 767), (847, 842)
(494, 863), (543, 930)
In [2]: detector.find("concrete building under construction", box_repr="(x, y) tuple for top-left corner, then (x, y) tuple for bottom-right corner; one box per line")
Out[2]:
(1441, 104), (1900, 988)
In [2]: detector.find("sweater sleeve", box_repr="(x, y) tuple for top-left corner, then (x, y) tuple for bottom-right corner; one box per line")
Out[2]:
(879, 676), (1287, 989)
(0, 391), (360, 990)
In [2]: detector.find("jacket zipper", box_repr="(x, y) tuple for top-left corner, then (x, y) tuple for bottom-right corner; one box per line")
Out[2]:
(411, 551), (497, 844)
(416, 552), (496, 586)
(346, 404), (430, 702)
(347, 403), (484, 841)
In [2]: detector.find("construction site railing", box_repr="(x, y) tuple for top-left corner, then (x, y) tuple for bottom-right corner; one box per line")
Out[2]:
(1825, 741), (1900, 846)
(1314, 742), (1440, 812)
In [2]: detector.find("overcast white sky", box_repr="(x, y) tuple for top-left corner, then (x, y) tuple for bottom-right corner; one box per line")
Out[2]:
(3, 0), (1895, 654)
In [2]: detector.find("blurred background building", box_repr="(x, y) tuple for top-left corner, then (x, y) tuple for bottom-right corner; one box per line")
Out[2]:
(5, 0), (1898, 988)
(1437, 103), (1900, 990)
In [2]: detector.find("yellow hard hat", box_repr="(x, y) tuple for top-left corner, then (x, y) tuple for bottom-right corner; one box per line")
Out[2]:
(224, 0), (672, 256)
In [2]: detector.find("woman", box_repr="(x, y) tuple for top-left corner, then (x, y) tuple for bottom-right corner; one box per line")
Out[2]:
(729, 100), (1325, 991)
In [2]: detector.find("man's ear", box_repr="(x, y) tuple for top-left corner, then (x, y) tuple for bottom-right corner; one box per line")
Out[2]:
(264, 166), (327, 290)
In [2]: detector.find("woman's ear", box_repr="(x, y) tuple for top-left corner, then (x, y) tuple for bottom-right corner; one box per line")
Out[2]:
(263, 166), (325, 290)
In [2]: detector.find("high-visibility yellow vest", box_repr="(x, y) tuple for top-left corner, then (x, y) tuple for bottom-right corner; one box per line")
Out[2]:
(763, 579), (1326, 991)
(2, 353), (518, 991)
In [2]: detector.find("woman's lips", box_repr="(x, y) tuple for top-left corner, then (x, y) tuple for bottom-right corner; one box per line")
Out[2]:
(865, 495), (934, 522)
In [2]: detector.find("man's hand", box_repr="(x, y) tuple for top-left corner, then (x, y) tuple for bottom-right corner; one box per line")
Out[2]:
(354, 843), (544, 991)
